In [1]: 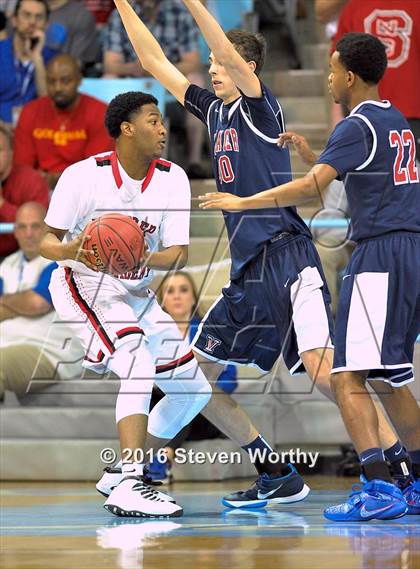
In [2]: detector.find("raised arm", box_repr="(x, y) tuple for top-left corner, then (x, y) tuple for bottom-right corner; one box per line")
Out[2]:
(113, 0), (190, 104)
(182, 0), (262, 97)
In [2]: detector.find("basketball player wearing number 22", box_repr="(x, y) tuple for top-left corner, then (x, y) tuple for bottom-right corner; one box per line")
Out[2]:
(40, 92), (213, 518)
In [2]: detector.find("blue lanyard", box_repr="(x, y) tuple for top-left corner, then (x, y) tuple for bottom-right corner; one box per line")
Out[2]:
(14, 58), (34, 104)
(17, 253), (27, 291)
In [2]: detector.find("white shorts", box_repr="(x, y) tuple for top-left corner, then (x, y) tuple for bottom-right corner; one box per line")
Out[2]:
(49, 267), (194, 378)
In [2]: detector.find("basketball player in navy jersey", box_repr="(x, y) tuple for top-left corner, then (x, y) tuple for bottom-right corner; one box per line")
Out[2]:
(201, 33), (420, 521)
(111, 1), (407, 510)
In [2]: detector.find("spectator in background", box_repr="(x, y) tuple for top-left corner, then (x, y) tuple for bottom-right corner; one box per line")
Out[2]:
(333, 0), (420, 155)
(13, 54), (113, 190)
(47, 0), (99, 71)
(0, 201), (85, 399)
(0, 121), (49, 258)
(104, 0), (207, 178)
(146, 271), (238, 483)
(0, 0), (58, 125)
(0, 9), (7, 39)
(83, 0), (114, 27)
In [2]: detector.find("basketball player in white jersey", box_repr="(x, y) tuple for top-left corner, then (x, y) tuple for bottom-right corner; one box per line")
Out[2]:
(40, 91), (212, 518)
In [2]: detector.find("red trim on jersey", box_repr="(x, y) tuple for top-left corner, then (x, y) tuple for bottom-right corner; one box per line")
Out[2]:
(109, 151), (164, 193)
(110, 151), (123, 189)
(141, 160), (156, 193)
(95, 154), (113, 166)
(64, 268), (115, 354)
(85, 350), (105, 363)
(116, 326), (145, 339)
(156, 158), (171, 169)
(155, 350), (195, 374)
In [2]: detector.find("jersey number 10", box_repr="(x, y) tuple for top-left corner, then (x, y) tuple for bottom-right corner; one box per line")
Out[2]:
(389, 129), (419, 185)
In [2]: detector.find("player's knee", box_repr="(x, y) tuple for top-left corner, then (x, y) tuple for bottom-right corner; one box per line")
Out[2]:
(194, 378), (212, 409)
(108, 339), (155, 380)
(330, 373), (346, 399)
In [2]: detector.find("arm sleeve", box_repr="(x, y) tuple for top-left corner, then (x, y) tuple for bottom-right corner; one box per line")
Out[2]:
(184, 83), (218, 126)
(316, 117), (373, 178)
(0, 277), (3, 297)
(32, 262), (57, 303)
(215, 364), (238, 394)
(240, 81), (286, 138)
(44, 165), (84, 231)
(160, 166), (191, 248)
(13, 104), (38, 168)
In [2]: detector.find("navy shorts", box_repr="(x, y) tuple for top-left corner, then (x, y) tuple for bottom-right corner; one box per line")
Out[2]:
(332, 231), (420, 386)
(193, 234), (334, 374)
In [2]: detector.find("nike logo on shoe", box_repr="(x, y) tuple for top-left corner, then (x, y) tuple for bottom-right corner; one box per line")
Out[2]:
(257, 487), (282, 499)
(359, 504), (394, 518)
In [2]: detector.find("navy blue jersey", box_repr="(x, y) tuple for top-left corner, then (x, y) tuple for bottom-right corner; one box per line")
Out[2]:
(317, 100), (420, 242)
(185, 83), (310, 279)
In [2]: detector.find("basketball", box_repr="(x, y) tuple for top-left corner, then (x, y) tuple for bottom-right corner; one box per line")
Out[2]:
(84, 213), (144, 275)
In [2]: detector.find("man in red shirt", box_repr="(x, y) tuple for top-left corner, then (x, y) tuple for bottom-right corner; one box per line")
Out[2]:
(334, 0), (420, 154)
(13, 53), (114, 189)
(0, 121), (49, 258)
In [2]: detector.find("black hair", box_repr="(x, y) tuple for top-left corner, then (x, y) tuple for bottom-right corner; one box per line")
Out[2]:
(226, 28), (267, 76)
(14, 0), (50, 19)
(105, 91), (159, 139)
(336, 32), (387, 85)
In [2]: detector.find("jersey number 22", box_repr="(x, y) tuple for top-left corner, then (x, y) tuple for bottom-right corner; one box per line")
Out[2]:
(389, 129), (419, 185)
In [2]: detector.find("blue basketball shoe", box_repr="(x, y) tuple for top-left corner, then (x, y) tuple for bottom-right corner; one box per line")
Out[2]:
(400, 477), (420, 515)
(324, 479), (408, 522)
(222, 464), (310, 509)
(147, 456), (173, 485)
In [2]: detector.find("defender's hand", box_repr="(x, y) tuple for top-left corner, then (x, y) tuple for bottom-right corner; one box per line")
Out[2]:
(277, 131), (317, 166)
(198, 192), (244, 211)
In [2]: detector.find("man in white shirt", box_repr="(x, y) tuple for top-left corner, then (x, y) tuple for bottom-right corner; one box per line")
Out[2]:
(40, 90), (211, 518)
(0, 201), (84, 397)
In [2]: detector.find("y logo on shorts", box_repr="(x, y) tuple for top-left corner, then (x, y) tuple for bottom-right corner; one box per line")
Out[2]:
(204, 335), (222, 354)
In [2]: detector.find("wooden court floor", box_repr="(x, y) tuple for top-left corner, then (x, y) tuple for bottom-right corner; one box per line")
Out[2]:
(1, 476), (419, 569)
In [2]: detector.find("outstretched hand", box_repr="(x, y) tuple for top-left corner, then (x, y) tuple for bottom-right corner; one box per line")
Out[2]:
(277, 131), (317, 166)
(198, 192), (245, 212)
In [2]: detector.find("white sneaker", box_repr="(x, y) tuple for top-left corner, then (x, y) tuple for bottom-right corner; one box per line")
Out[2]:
(96, 467), (176, 503)
(104, 476), (183, 518)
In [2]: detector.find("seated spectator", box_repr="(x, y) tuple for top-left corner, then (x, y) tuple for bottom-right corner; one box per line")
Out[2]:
(83, 0), (114, 27)
(104, 0), (207, 178)
(0, 9), (7, 40)
(0, 0), (58, 125)
(147, 271), (238, 483)
(0, 201), (84, 399)
(13, 53), (114, 190)
(47, 0), (99, 71)
(0, 121), (49, 258)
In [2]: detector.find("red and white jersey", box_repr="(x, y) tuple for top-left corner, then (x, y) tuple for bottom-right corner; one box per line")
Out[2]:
(45, 151), (191, 291)
(333, 0), (420, 118)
